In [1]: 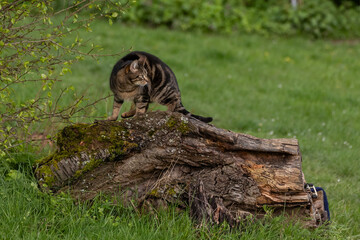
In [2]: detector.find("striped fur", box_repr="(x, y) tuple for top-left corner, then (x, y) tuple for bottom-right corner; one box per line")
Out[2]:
(107, 51), (212, 123)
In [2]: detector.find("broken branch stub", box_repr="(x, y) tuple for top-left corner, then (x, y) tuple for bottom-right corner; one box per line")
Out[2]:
(34, 111), (328, 227)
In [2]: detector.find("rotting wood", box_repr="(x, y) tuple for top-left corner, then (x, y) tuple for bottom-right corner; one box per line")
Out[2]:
(34, 111), (328, 227)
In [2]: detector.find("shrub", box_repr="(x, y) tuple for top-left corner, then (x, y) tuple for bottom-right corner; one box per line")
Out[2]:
(120, 0), (360, 38)
(0, 0), (126, 164)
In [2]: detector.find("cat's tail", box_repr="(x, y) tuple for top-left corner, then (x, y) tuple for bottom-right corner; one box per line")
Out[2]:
(190, 113), (213, 123)
(176, 104), (213, 123)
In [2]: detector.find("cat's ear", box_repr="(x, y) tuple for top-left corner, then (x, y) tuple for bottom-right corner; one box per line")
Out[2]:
(138, 55), (146, 66)
(130, 60), (139, 73)
(125, 64), (131, 74)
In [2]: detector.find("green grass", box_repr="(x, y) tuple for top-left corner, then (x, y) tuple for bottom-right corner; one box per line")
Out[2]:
(0, 161), (340, 240)
(2, 20), (360, 239)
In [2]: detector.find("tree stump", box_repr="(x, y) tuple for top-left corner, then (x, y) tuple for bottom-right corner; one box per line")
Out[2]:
(34, 111), (328, 227)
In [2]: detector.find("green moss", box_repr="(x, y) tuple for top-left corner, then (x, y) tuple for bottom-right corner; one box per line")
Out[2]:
(73, 157), (103, 179)
(166, 117), (177, 128)
(35, 121), (140, 190)
(166, 116), (190, 135)
(56, 122), (129, 155)
(149, 188), (159, 198)
(56, 123), (89, 153)
(109, 141), (138, 161)
(167, 187), (176, 196)
(178, 121), (190, 134)
(71, 140), (138, 180)
(35, 151), (75, 189)
(36, 164), (56, 187)
(35, 154), (54, 165)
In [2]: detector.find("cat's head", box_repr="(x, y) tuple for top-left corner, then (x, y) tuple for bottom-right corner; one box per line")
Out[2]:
(125, 56), (149, 86)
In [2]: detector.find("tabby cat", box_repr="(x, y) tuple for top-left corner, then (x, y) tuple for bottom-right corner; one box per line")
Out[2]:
(107, 51), (212, 123)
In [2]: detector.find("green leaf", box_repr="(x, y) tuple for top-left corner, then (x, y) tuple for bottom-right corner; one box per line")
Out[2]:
(6, 170), (24, 180)
(24, 61), (30, 69)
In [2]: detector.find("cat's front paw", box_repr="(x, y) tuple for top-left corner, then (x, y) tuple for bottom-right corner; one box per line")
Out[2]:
(107, 116), (118, 121)
(121, 111), (135, 118)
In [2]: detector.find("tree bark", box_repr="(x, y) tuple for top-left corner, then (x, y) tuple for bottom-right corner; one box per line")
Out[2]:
(34, 111), (328, 227)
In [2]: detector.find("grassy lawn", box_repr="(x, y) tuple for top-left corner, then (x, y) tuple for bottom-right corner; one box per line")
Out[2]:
(1, 19), (360, 239)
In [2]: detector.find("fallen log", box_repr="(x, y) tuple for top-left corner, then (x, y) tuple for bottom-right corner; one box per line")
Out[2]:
(34, 111), (328, 227)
